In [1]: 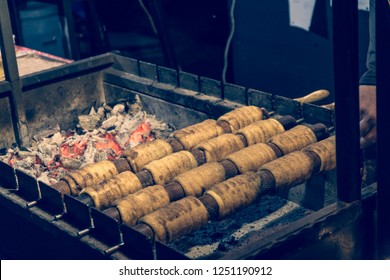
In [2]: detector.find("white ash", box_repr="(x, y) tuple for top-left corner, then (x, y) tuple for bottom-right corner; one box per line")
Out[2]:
(89, 107), (97, 115)
(61, 157), (82, 170)
(82, 142), (97, 165)
(77, 107), (102, 131)
(78, 115), (101, 131)
(50, 132), (65, 147)
(32, 125), (61, 142)
(111, 104), (126, 115)
(97, 107), (106, 119)
(125, 95), (142, 116)
(0, 102), (173, 185)
(101, 115), (124, 130)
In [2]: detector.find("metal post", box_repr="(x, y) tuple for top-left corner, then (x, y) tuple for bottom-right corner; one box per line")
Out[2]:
(332, 0), (361, 203)
(60, 0), (80, 59)
(0, 0), (30, 147)
(146, 0), (178, 69)
(375, 0), (390, 260)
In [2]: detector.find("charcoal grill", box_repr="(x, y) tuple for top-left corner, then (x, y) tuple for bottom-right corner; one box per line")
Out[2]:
(0, 0), (386, 260)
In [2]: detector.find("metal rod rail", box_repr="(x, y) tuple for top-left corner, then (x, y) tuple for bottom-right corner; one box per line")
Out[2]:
(332, 0), (361, 203)
(0, 0), (30, 147)
(376, 0), (390, 260)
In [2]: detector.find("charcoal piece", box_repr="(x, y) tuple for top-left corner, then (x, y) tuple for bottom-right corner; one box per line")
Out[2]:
(0, 147), (7, 156)
(78, 114), (101, 131)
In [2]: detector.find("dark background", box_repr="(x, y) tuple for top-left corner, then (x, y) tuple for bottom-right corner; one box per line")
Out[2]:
(10, 0), (370, 102)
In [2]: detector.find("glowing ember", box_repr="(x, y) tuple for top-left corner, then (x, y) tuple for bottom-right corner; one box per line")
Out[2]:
(127, 121), (152, 147)
(94, 134), (123, 161)
(60, 139), (88, 159)
(0, 102), (173, 185)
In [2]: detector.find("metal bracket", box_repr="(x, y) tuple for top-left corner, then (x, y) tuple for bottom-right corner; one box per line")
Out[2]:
(38, 181), (66, 217)
(15, 169), (41, 205)
(0, 161), (17, 190)
(273, 95), (302, 120)
(90, 207), (122, 249)
(302, 103), (334, 127)
(120, 223), (154, 260)
(63, 194), (93, 234)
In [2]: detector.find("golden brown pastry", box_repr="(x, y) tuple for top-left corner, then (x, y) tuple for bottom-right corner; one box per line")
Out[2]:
(64, 160), (118, 195)
(116, 185), (171, 226)
(204, 172), (261, 219)
(80, 171), (142, 209)
(236, 118), (285, 146)
(217, 106), (263, 133)
(142, 151), (198, 185)
(225, 143), (277, 173)
(268, 125), (317, 155)
(195, 134), (245, 163)
(303, 135), (336, 172)
(138, 196), (209, 243)
(173, 162), (226, 197)
(173, 119), (225, 150)
(122, 139), (173, 173)
(258, 151), (314, 191)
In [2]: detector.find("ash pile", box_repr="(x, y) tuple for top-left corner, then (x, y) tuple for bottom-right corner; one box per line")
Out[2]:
(0, 100), (173, 185)
(170, 195), (312, 259)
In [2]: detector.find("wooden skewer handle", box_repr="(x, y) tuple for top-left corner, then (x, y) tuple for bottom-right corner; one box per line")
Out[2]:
(321, 102), (335, 110)
(294, 89), (330, 104)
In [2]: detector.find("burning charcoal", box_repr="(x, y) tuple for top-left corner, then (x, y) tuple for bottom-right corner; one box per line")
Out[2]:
(39, 155), (54, 167)
(60, 138), (87, 159)
(115, 134), (129, 148)
(94, 134), (122, 156)
(126, 95), (142, 115)
(37, 142), (55, 161)
(94, 151), (108, 162)
(101, 115), (123, 130)
(147, 116), (171, 136)
(33, 127), (60, 142)
(82, 143), (97, 165)
(97, 107), (105, 119)
(14, 145), (34, 158)
(118, 115), (142, 133)
(116, 114), (144, 147)
(127, 121), (152, 148)
(77, 107), (102, 131)
(90, 107), (97, 115)
(50, 132), (64, 146)
(111, 104), (126, 115)
(17, 151), (37, 161)
(13, 156), (35, 170)
(1, 101), (172, 185)
(78, 114), (101, 131)
(61, 157), (82, 170)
